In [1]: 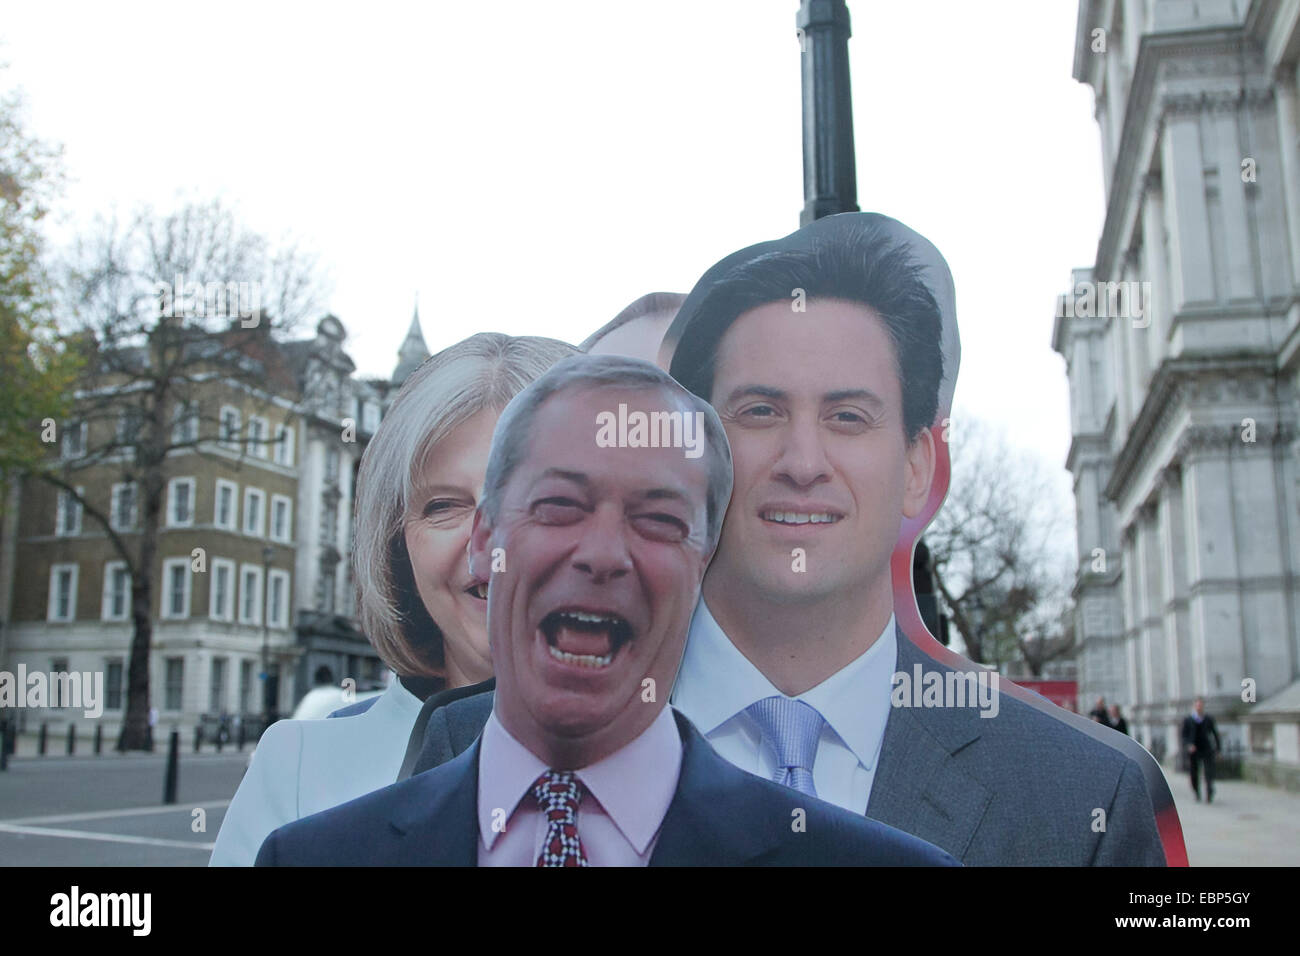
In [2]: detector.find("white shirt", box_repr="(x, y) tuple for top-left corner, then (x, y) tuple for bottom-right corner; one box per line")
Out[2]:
(670, 599), (896, 815)
(209, 678), (424, 866)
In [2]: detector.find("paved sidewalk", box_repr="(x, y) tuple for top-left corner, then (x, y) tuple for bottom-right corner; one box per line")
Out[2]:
(1161, 770), (1300, 866)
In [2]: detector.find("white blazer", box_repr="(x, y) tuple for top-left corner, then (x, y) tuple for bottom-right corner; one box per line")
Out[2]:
(209, 679), (424, 866)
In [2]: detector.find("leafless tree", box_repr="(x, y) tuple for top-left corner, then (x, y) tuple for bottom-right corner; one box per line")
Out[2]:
(923, 417), (1076, 674)
(37, 198), (328, 750)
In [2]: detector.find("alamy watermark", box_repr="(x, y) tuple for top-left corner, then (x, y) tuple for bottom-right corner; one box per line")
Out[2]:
(1057, 279), (1152, 328)
(50, 886), (150, 936)
(595, 403), (705, 459)
(0, 665), (103, 718)
(891, 664), (1000, 718)
(154, 273), (262, 326)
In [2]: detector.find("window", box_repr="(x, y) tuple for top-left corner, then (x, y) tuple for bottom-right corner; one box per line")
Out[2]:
(239, 659), (253, 713)
(172, 401), (198, 445)
(56, 487), (84, 536)
(61, 421), (86, 459)
(239, 565), (263, 625)
(164, 657), (184, 711)
(243, 488), (265, 537)
(267, 568), (291, 629)
(47, 564), (78, 622)
(106, 659), (124, 711)
(325, 448), (340, 483)
(270, 495), (292, 543)
(102, 561), (130, 621)
(116, 408), (142, 451)
(209, 657), (228, 712)
(273, 424), (294, 466)
(220, 406), (241, 450)
(248, 416), (269, 459)
(363, 401), (380, 435)
(214, 479), (238, 531)
(160, 558), (191, 619)
(167, 477), (195, 527)
(110, 482), (137, 531)
(210, 558), (235, 622)
(51, 658), (70, 707)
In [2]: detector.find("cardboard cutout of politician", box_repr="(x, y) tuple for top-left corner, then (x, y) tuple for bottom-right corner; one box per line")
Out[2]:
(664, 212), (1185, 866)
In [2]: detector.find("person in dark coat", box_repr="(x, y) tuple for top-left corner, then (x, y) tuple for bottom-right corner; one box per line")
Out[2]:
(1089, 696), (1112, 728)
(1108, 704), (1129, 736)
(1180, 697), (1222, 803)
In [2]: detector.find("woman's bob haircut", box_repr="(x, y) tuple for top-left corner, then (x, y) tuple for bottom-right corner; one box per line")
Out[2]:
(354, 332), (577, 677)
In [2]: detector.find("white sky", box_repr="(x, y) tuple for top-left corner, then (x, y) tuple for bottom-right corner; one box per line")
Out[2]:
(3, 1), (1102, 520)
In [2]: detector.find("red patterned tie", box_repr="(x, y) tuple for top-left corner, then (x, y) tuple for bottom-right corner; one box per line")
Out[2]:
(531, 770), (588, 867)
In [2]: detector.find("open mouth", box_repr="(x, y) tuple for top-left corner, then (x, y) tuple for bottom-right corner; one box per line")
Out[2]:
(759, 510), (843, 526)
(464, 581), (488, 600)
(539, 609), (633, 669)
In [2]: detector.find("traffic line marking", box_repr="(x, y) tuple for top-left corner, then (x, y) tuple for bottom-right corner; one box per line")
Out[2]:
(0, 822), (214, 851)
(2, 799), (230, 827)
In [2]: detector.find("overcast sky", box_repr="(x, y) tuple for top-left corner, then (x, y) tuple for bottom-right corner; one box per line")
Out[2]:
(3, 1), (1102, 523)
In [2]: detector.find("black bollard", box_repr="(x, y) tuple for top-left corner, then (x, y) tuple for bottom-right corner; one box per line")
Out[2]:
(94, 724), (103, 755)
(236, 720), (245, 752)
(162, 729), (180, 805)
(66, 724), (75, 755)
(193, 725), (202, 753)
(38, 723), (47, 756)
(0, 722), (11, 770)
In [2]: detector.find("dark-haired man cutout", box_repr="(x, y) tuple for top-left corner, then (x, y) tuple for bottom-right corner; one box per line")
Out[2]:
(664, 213), (1170, 866)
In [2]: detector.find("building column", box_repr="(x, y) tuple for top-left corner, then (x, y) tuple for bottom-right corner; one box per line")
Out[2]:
(1161, 106), (1217, 310)
(1122, 527), (1143, 711)
(1274, 67), (1300, 286)
(1178, 431), (1244, 701)
(1141, 176), (1170, 364)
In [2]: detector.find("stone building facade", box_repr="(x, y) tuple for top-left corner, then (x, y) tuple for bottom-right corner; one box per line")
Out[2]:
(1054, 0), (1300, 779)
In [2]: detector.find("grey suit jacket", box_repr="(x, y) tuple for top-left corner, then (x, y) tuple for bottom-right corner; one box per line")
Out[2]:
(409, 630), (1167, 866)
(865, 633), (1164, 865)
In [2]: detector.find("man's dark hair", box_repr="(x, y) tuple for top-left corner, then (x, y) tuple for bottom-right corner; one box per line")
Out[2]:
(670, 222), (943, 442)
(579, 292), (687, 352)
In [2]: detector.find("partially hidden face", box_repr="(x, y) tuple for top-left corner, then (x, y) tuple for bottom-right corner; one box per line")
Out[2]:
(707, 297), (934, 607)
(470, 386), (712, 757)
(403, 407), (498, 685)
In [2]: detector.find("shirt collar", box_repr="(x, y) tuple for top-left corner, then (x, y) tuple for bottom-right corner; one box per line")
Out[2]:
(477, 706), (682, 855)
(672, 598), (896, 771)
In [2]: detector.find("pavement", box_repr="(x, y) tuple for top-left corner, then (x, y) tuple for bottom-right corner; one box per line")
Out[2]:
(0, 750), (247, 866)
(1161, 766), (1300, 866)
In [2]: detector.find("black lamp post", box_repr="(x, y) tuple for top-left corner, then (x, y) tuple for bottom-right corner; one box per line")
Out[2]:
(261, 544), (274, 726)
(798, 0), (859, 225)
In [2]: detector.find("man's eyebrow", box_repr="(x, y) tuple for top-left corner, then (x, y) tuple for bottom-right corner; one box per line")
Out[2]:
(824, 388), (886, 409)
(641, 487), (692, 507)
(722, 384), (786, 404)
(722, 384), (885, 409)
(537, 468), (590, 486)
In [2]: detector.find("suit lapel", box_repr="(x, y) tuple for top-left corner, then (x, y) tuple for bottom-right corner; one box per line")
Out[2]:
(866, 630), (991, 861)
(651, 711), (783, 866)
(389, 740), (482, 865)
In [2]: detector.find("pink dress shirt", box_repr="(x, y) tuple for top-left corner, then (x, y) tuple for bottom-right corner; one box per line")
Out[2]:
(476, 705), (683, 866)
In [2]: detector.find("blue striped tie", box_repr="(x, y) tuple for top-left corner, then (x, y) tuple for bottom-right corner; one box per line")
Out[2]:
(746, 696), (825, 798)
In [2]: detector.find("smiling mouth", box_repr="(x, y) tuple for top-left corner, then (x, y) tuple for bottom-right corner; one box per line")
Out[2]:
(539, 609), (634, 669)
(760, 510), (843, 525)
(464, 582), (488, 600)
